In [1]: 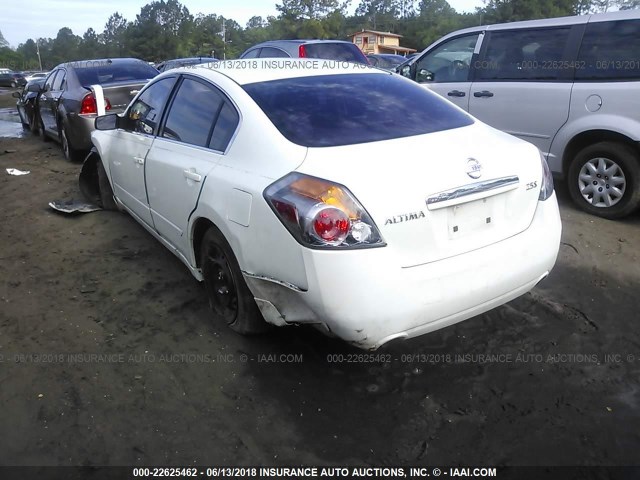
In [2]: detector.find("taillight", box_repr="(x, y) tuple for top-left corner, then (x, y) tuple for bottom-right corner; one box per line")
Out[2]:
(80, 93), (111, 115)
(539, 152), (554, 201)
(264, 173), (385, 249)
(298, 45), (307, 58)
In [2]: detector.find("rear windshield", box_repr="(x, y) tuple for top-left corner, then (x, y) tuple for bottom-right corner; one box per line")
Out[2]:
(243, 73), (473, 147)
(302, 43), (367, 64)
(75, 62), (158, 86)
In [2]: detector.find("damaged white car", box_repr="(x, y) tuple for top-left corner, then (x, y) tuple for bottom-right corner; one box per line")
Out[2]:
(81, 60), (561, 349)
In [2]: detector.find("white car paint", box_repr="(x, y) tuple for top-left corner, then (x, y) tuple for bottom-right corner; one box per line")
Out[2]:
(91, 60), (561, 349)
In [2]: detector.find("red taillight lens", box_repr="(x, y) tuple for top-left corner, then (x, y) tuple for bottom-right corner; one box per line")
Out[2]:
(312, 207), (350, 245)
(80, 93), (112, 115)
(264, 172), (385, 249)
(298, 45), (307, 58)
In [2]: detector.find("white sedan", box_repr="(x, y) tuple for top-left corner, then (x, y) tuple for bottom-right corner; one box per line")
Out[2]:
(83, 60), (561, 349)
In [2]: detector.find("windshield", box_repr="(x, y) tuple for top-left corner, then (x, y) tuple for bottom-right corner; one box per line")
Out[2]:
(243, 73), (473, 147)
(75, 62), (158, 86)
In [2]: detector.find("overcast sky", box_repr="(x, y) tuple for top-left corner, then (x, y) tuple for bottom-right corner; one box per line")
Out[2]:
(2, 0), (483, 48)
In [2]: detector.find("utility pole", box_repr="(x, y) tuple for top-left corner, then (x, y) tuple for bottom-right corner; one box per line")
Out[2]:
(36, 39), (43, 71)
(218, 19), (226, 60)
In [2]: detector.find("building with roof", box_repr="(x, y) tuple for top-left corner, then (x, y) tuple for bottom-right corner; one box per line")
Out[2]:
(347, 29), (417, 56)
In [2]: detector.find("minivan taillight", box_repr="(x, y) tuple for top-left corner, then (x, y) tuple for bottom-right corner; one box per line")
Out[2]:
(298, 45), (307, 58)
(264, 172), (385, 249)
(80, 92), (112, 115)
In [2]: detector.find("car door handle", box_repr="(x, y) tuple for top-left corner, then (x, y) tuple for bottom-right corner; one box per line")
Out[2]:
(183, 169), (202, 182)
(447, 90), (466, 97)
(133, 156), (145, 165)
(473, 90), (494, 98)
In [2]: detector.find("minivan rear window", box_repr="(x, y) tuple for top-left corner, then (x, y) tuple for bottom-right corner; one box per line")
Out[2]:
(576, 19), (640, 81)
(75, 62), (158, 86)
(302, 43), (368, 64)
(243, 73), (474, 147)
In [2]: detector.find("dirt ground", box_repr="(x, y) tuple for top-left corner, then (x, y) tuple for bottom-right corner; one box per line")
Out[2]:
(0, 88), (639, 470)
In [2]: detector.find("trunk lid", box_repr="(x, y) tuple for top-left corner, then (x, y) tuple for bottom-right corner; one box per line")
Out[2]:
(85, 80), (149, 113)
(296, 123), (543, 267)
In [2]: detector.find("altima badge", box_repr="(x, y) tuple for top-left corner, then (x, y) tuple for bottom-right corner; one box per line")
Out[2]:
(466, 158), (482, 179)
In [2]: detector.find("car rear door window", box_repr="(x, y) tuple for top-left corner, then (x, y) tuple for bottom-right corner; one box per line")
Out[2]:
(44, 70), (58, 91)
(52, 70), (66, 90)
(302, 43), (367, 63)
(478, 27), (571, 81)
(242, 48), (260, 58)
(575, 19), (640, 81)
(258, 47), (289, 58)
(125, 77), (175, 135)
(162, 77), (229, 148)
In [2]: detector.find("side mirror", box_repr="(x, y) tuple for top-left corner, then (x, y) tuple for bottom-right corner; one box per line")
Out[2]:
(27, 83), (43, 93)
(417, 69), (434, 83)
(12, 91), (21, 99)
(95, 114), (119, 131)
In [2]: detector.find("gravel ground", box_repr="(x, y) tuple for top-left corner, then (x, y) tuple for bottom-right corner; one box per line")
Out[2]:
(0, 88), (639, 470)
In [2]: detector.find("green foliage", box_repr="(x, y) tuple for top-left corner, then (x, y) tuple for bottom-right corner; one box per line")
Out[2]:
(4, 0), (639, 68)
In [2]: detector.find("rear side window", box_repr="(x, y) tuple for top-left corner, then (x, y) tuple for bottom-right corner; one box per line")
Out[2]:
(478, 27), (571, 81)
(302, 43), (368, 64)
(575, 20), (640, 81)
(126, 77), (175, 135)
(52, 70), (66, 90)
(243, 73), (473, 148)
(44, 70), (58, 91)
(162, 77), (238, 151)
(209, 103), (239, 151)
(242, 48), (260, 59)
(75, 62), (158, 86)
(259, 47), (289, 58)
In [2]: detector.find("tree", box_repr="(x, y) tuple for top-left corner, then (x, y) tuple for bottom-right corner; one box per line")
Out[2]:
(50, 28), (81, 64)
(480, 0), (577, 23)
(103, 12), (129, 56)
(0, 29), (8, 48)
(276, 0), (346, 20)
(79, 28), (102, 58)
(127, 0), (193, 61)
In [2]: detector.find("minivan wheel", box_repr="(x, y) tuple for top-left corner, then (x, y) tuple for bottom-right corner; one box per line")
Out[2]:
(200, 227), (269, 335)
(568, 142), (640, 219)
(10, 81), (17, 88)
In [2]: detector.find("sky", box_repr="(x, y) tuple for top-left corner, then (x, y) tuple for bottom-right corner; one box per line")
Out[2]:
(1, 0), (483, 48)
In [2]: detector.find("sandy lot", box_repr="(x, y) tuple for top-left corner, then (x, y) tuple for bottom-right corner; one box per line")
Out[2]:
(0, 88), (639, 469)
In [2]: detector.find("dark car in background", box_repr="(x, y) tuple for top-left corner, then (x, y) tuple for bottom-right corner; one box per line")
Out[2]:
(366, 53), (407, 70)
(33, 58), (158, 161)
(0, 71), (27, 88)
(13, 78), (45, 133)
(240, 40), (369, 64)
(156, 56), (218, 72)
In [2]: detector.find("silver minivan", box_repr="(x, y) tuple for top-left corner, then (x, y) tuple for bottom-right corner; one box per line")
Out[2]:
(399, 10), (640, 219)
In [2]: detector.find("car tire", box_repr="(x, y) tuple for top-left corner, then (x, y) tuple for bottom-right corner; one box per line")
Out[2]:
(29, 111), (40, 135)
(200, 227), (269, 335)
(40, 116), (50, 142)
(97, 159), (117, 210)
(60, 124), (84, 162)
(568, 142), (640, 219)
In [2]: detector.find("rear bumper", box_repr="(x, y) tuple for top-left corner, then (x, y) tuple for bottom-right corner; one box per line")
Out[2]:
(65, 113), (96, 152)
(245, 194), (561, 349)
